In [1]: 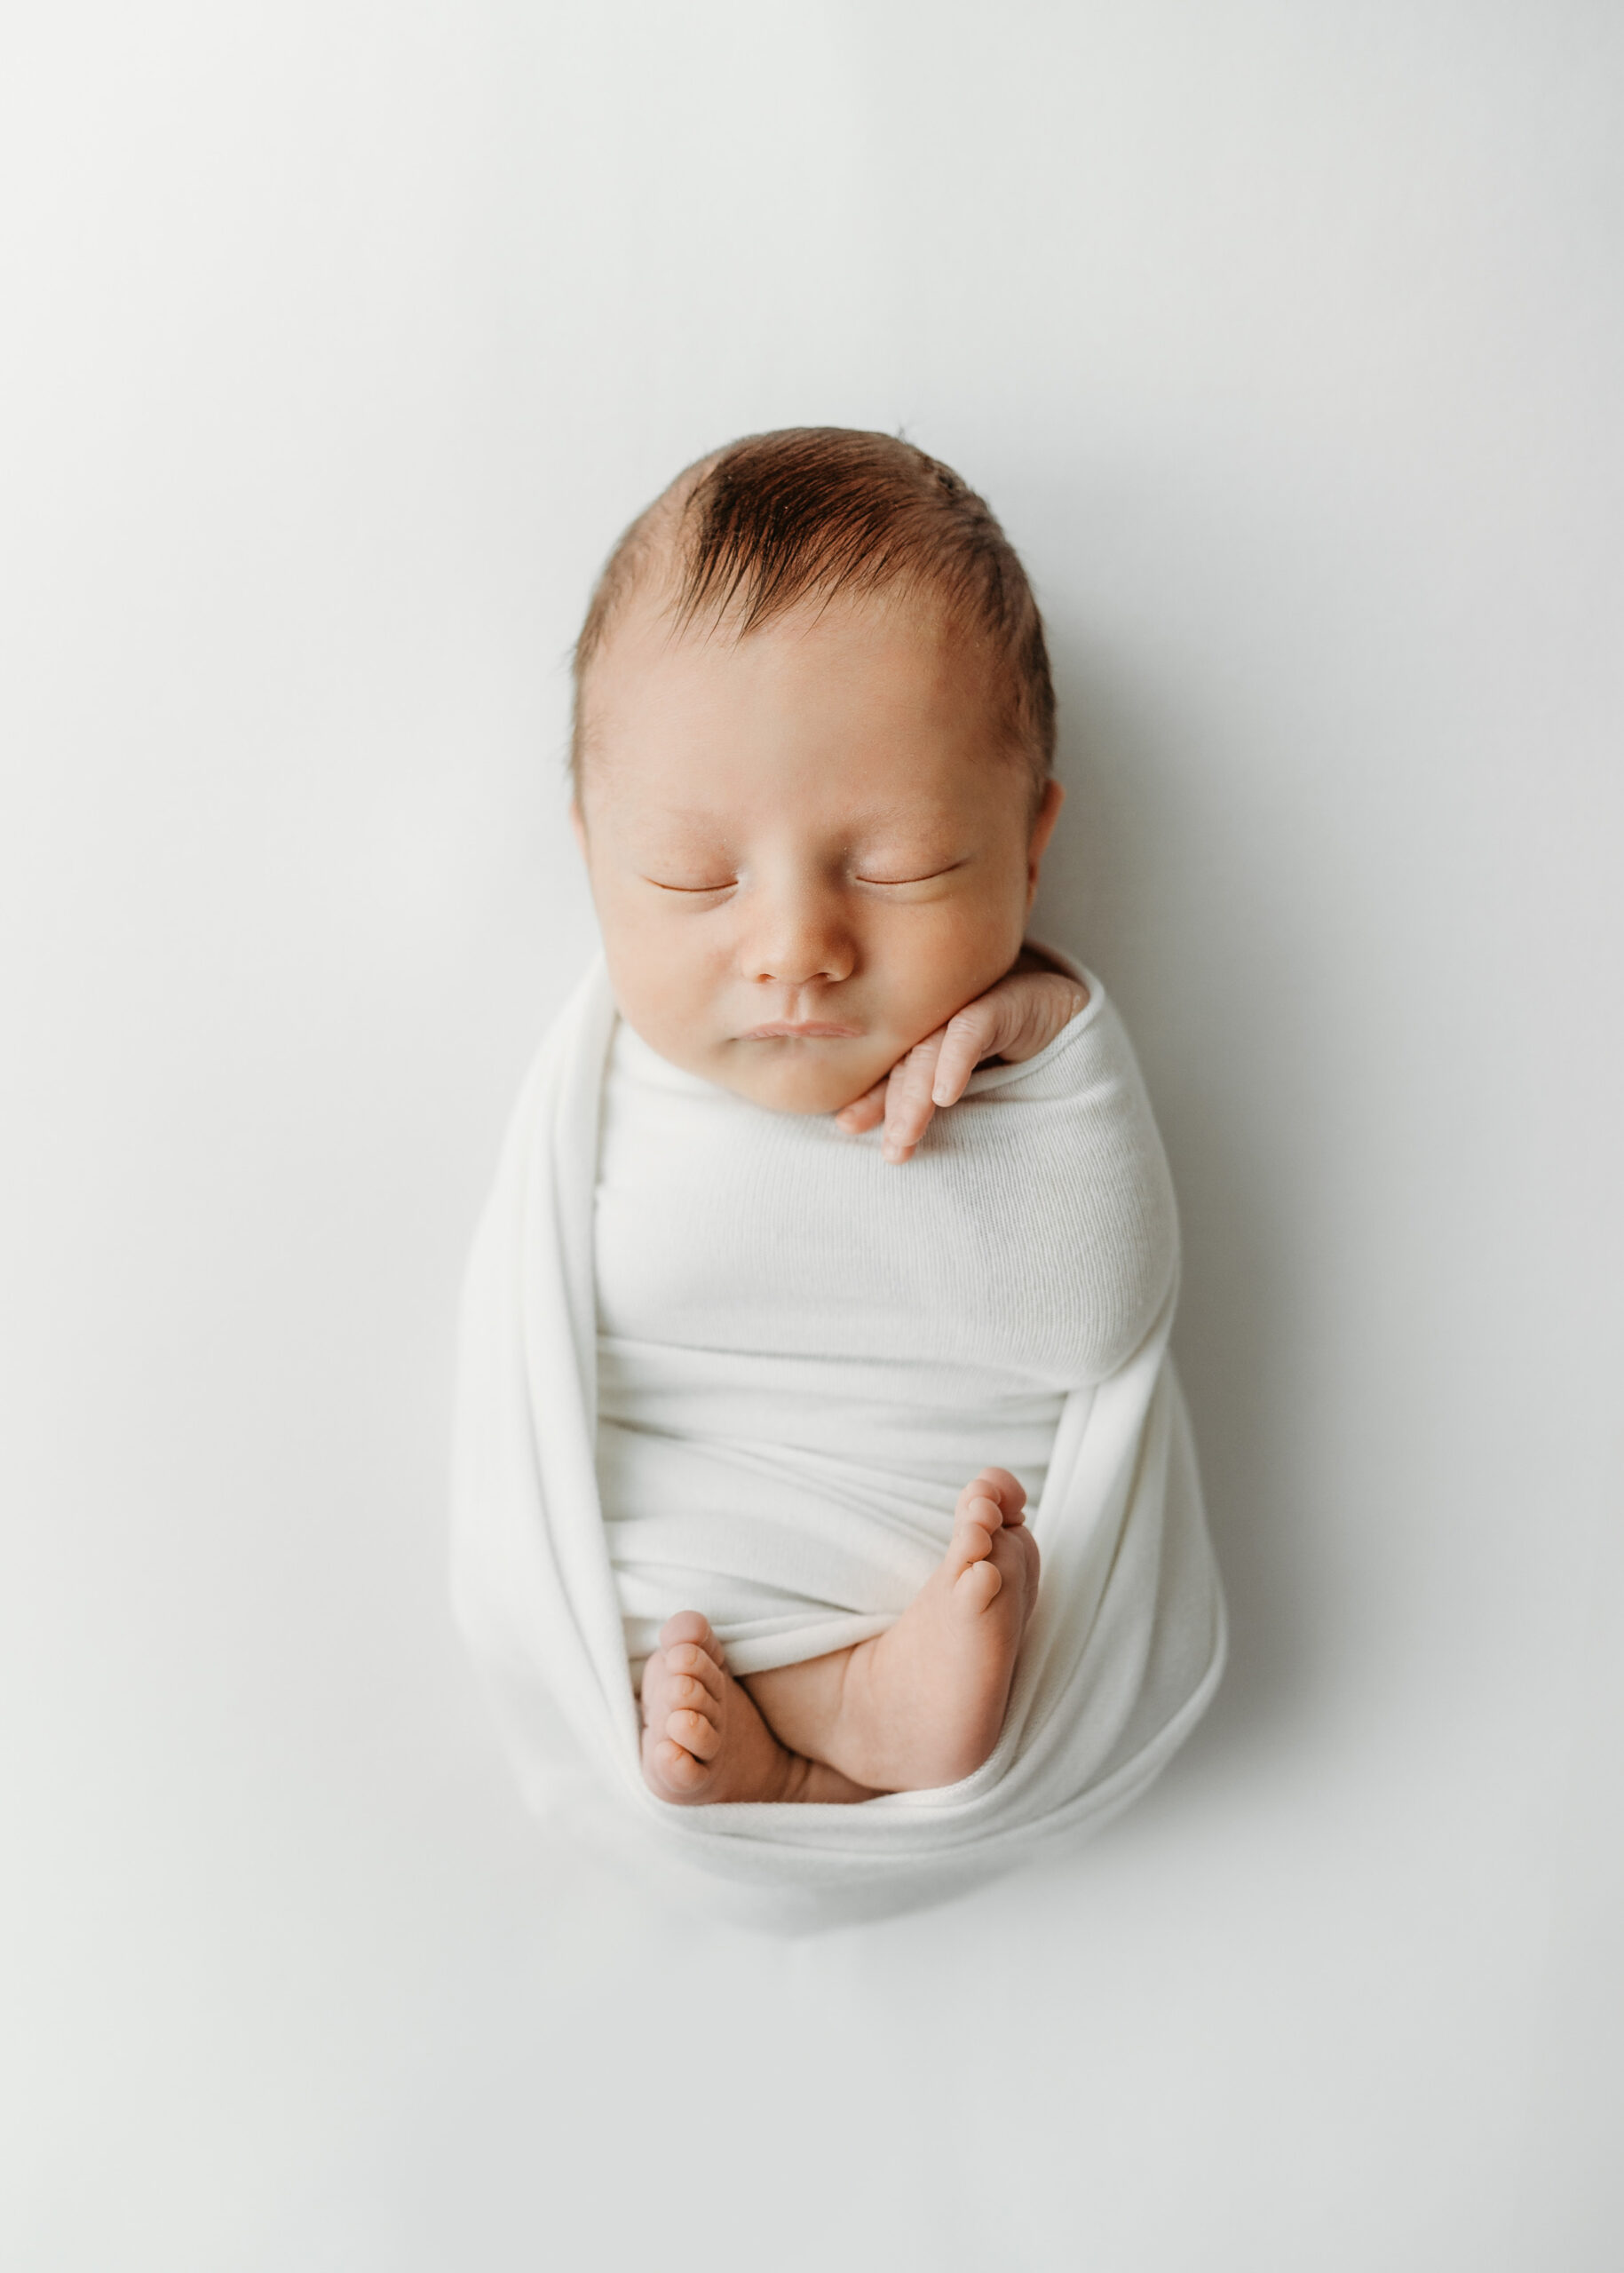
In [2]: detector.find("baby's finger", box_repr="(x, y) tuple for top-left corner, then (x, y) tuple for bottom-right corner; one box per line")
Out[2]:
(835, 1078), (889, 1135)
(931, 1000), (1003, 1106)
(882, 1032), (947, 1162)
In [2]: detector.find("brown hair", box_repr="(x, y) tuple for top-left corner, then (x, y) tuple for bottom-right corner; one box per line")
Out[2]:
(570, 427), (1056, 815)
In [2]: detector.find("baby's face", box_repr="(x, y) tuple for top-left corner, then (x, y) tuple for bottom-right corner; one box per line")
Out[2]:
(573, 590), (1060, 1117)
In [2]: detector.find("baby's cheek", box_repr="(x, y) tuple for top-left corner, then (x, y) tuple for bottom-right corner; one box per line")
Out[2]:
(882, 931), (1018, 1046)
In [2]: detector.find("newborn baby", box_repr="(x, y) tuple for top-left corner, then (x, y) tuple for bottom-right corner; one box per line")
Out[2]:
(568, 427), (1167, 1808)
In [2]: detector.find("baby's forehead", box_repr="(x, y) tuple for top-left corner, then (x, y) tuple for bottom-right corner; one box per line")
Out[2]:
(625, 785), (966, 831)
(581, 581), (984, 748)
(577, 568), (1021, 827)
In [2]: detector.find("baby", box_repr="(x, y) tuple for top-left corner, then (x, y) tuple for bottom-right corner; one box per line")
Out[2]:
(568, 428), (1128, 1808)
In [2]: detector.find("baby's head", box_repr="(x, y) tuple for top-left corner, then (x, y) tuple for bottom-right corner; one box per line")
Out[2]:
(569, 428), (1063, 1116)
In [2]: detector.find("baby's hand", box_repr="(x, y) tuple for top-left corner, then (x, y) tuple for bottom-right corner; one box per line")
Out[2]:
(836, 956), (1089, 1164)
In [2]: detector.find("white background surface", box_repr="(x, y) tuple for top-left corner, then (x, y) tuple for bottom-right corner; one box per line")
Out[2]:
(4, 4), (1621, 2268)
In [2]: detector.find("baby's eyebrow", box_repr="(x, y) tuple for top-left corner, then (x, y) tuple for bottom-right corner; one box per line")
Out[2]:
(634, 802), (953, 836)
(846, 804), (952, 832)
(627, 807), (730, 839)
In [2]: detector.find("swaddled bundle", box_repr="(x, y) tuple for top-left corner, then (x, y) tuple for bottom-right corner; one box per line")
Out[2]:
(451, 951), (1226, 1930)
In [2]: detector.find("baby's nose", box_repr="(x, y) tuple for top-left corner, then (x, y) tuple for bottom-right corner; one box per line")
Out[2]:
(741, 885), (855, 986)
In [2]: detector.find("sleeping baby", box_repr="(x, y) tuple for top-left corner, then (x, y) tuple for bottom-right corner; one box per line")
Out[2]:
(565, 427), (1188, 1810)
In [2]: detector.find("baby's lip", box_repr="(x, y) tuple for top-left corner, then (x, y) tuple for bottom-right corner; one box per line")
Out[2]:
(739, 1020), (862, 1040)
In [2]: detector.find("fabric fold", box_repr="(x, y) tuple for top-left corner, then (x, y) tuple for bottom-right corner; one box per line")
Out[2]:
(451, 953), (1226, 1929)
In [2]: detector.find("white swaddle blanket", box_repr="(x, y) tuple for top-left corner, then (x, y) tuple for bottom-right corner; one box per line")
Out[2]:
(452, 952), (1225, 1929)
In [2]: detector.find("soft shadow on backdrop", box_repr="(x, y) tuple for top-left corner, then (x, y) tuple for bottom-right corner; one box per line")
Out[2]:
(3, 4), (1620, 2270)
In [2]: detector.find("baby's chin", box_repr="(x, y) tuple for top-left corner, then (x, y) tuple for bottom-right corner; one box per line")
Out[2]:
(711, 1037), (895, 1119)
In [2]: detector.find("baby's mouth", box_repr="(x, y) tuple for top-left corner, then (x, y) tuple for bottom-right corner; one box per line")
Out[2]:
(738, 1021), (862, 1041)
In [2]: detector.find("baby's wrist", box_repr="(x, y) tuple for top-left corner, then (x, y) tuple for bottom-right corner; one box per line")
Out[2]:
(986, 962), (1089, 1066)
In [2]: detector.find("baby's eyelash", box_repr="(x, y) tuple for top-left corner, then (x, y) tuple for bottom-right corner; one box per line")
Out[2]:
(854, 863), (963, 886)
(641, 863), (963, 892)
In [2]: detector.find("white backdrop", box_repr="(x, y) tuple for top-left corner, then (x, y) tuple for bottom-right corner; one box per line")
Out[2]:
(4, 4), (1621, 2268)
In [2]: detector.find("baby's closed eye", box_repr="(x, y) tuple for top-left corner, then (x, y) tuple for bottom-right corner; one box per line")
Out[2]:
(852, 859), (966, 887)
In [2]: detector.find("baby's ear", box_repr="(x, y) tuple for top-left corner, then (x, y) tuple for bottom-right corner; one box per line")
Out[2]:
(1026, 777), (1065, 895)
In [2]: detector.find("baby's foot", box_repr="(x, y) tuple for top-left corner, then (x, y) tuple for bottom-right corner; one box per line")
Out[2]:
(833, 1469), (1040, 1790)
(639, 1612), (873, 1806)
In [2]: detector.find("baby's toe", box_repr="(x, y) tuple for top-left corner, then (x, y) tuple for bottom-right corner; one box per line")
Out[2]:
(665, 1668), (715, 1716)
(665, 1706), (722, 1762)
(970, 1468), (1026, 1524)
(659, 1610), (718, 1654)
(945, 1491), (1002, 1578)
(649, 1735), (713, 1793)
(663, 1640), (725, 1704)
(953, 1555), (1005, 1612)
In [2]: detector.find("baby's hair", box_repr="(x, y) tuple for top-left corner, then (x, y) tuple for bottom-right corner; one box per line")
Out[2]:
(570, 427), (1056, 819)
